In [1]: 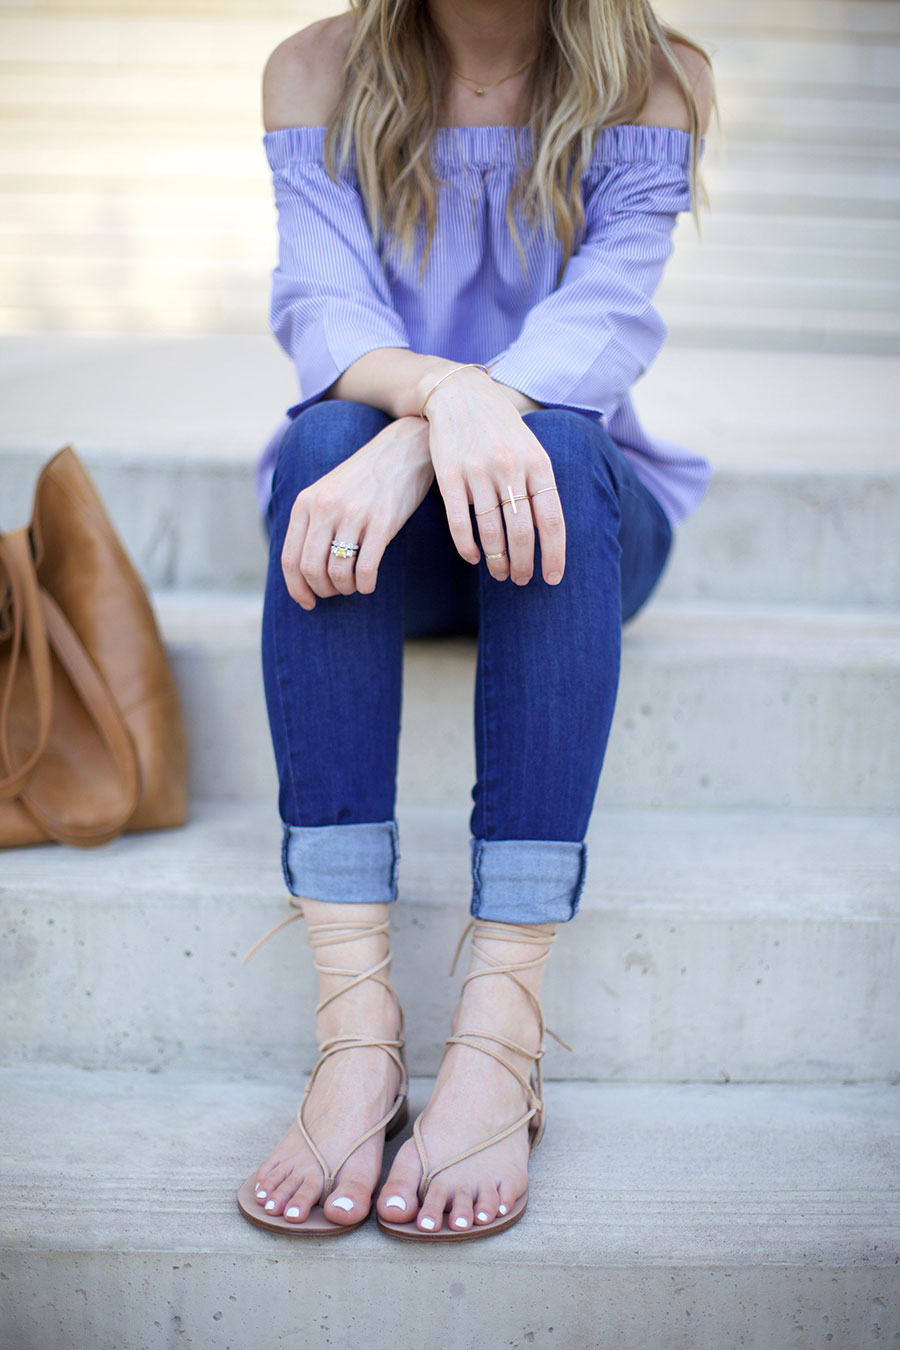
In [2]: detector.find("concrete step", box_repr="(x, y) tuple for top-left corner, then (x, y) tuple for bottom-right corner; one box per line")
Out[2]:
(3, 15), (896, 84)
(3, 337), (899, 607)
(2, 801), (897, 1081)
(150, 590), (900, 811)
(5, 445), (898, 606)
(2, 8), (898, 352)
(0, 1067), (897, 1350)
(8, 0), (897, 32)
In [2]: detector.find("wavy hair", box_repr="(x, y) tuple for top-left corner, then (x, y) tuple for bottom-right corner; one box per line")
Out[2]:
(324, 0), (718, 281)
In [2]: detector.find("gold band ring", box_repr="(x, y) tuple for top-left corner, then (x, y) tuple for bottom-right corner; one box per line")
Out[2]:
(500, 493), (530, 511)
(474, 485), (555, 517)
(484, 551), (507, 560)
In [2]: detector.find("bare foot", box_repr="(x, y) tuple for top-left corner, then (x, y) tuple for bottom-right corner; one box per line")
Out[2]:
(250, 901), (403, 1227)
(377, 922), (554, 1233)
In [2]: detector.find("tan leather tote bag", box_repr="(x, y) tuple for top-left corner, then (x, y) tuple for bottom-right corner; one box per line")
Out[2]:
(0, 445), (188, 848)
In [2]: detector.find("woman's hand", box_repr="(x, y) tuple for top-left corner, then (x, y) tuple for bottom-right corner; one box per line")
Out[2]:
(422, 367), (566, 587)
(281, 414), (434, 610)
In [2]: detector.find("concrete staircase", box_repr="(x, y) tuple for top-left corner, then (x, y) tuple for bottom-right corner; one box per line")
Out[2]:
(1, 1), (900, 1347)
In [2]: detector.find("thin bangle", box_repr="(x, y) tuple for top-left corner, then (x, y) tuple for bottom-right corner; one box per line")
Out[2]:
(420, 363), (491, 420)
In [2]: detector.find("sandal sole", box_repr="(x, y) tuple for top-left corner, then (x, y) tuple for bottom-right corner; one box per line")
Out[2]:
(235, 1097), (409, 1237)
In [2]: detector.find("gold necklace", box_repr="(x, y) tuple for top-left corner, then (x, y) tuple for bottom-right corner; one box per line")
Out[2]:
(450, 55), (536, 96)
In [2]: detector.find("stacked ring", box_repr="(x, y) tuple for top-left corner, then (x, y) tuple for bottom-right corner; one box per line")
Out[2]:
(474, 485), (558, 518)
(330, 539), (360, 559)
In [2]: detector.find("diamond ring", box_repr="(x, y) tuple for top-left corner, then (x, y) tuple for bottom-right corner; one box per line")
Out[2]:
(330, 539), (360, 559)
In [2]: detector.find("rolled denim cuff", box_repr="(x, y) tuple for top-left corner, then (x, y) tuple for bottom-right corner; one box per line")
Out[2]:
(470, 838), (587, 924)
(281, 820), (400, 904)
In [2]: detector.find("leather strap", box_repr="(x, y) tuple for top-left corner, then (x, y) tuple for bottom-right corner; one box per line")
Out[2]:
(0, 525), (140, 843)
(413, 920), (572, 1204)
(0, 530), (53, 799)
(242, 910), (408, 1207)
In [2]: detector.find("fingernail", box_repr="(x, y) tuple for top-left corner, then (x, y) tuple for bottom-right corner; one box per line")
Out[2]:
(453, 1217), (468, 1229)
(285, 1207), (300, 1219)
(384, 1196), (407, 1212)
(547, 570), (562, 585)
(331, 1197), (354, 1212)
(420, 1217), (436, 1231)
(498, 1204), (508, 1215)
(476, 1211), (489, 1223)
(264, 1200), (275, 1211)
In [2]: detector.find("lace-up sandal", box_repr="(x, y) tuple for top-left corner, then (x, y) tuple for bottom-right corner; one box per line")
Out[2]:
(377, 919), (569, 1242)
(236, 906), (408, 1235)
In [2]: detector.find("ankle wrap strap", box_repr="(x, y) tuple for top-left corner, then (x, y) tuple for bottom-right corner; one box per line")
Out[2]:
(413, 919), (571, 1205)
(242, 907), (407, 1207)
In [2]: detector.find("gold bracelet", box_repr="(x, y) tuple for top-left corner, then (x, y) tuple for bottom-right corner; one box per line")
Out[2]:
(420, 363), (490, 419)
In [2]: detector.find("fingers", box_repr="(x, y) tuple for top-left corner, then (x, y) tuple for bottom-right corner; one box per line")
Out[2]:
(474, 479), (566, 587)
(530, 484), (566, 584)
(436, 473), (481, 566)
(282, 494), (368, 607)
(500, 484), (536, 586)
(471, 480), (510, 582)
(280, 499), (319, 610)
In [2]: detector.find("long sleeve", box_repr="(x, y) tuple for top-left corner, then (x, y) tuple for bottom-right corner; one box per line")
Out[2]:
(487, 125), (699, 418)
(265, 126), (411, 418)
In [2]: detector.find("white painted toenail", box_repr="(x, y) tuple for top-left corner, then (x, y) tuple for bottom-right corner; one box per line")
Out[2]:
(454, 1217), (468, 1229)
(285, 1207), (300, 1218)
(498, 1204), (508, 1215)
(476, 1211), (489, 1223)
(264, 1201), (275, 1211)
(384, 1196), (407, 1211)
(331, 1197), (355, 1212)
(256, 1190), (267, 1200)
(420, 1217), (436, 1231)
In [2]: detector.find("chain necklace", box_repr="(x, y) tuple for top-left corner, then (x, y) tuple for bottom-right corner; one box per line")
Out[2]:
(450, 55), (536, 96)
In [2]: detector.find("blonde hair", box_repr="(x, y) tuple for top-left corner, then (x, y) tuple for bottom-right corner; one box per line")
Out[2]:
(324, 0), (718, 282)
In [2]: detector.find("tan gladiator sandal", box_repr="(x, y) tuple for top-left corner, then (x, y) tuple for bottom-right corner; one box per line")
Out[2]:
(236, 905), (408, 1235)
(378, 919), (569, 1242)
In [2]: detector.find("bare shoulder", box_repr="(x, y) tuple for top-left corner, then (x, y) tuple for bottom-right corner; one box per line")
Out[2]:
(634, 40), (714, 137)
(262, 13), (354, 131)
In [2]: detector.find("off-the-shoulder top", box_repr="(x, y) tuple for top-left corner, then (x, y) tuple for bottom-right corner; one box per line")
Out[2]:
(255, 122), (712, 528)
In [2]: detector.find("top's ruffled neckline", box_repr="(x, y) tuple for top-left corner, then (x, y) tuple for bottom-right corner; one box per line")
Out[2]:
(263, 122), (703, 172)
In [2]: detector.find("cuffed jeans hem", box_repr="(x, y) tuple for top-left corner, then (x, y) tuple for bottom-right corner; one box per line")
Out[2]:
(281, 820), (400, 904)
(469, 838), (587, 925)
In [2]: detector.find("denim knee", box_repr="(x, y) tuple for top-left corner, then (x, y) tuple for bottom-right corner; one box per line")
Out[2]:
(523, 409), (621, 528)
(271, 400), (392, 507)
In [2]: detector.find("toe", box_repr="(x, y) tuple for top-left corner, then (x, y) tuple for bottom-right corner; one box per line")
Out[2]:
(266, 1168), (306, 1216)
(417, 1181), (450, 1234)
(323, 1178), (371, 1226)
(282, 1174), (322, 1224)
(497, 1170), (526, 1218)
(376, 1152), (422, 1224)
(473, 1181), (500, 1226)
(449, 1185), (474, 1234)
(255, 1162), (289, 1207)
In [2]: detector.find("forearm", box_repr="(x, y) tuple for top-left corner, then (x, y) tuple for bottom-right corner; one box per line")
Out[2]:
(326, 348), (543, 419)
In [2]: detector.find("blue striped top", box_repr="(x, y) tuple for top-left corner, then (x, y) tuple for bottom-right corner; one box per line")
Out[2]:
(256, 122), (712, 527)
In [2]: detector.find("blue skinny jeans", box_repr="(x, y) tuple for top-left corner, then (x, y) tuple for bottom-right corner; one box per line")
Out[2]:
(261, 400), (673, 924)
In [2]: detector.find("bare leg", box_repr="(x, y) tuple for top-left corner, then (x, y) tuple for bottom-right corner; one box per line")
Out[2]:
(377, 921), (555, 1232)
(251, 899), (403, 1226)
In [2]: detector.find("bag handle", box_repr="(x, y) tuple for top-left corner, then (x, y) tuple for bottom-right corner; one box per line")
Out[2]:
(0, 527), (140, 844)
(0, 529), (54, 800)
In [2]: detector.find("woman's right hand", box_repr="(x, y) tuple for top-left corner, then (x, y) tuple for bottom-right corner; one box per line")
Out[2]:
(281, 414), (434, 610)
(421, 366), (566, 588)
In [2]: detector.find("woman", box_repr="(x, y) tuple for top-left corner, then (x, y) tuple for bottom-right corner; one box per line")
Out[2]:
(237, 0), (716, 1240)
